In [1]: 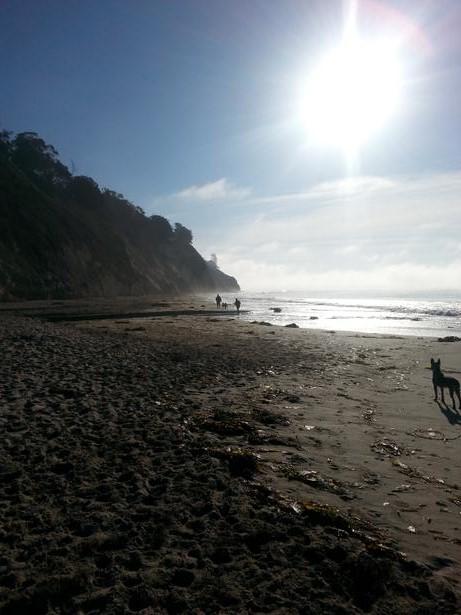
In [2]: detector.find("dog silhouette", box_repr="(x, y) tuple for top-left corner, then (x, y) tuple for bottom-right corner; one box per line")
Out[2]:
(430, 358), (461, 411)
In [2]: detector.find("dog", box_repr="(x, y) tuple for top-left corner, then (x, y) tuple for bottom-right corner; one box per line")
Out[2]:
(430, 358), (461, 410)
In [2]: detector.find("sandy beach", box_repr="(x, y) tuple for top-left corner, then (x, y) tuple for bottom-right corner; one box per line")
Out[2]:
(1, 298), (460, 613)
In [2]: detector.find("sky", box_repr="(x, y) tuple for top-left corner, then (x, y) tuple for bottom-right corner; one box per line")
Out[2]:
(1, 0), (461, 293)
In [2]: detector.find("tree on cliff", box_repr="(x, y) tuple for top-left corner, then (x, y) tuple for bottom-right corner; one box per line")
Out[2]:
(10, 132), (71, 188)
(173, 222), (193, 244)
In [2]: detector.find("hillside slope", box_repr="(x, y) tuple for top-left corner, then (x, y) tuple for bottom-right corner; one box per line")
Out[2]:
(0, 131), (239, 300)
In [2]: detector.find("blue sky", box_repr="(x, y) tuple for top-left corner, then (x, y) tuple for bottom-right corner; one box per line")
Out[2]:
(2, 0), (461, 292)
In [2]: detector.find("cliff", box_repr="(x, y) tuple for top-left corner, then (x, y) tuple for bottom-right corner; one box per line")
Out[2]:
(0, 130), (240, 300)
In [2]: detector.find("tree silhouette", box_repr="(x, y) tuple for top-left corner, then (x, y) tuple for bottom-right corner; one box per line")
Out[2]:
(173, 222), (193, 244)
(11, 132), (70, 186)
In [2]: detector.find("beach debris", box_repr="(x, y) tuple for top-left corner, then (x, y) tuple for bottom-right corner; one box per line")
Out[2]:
(252, 490), (398, 561)
(270, 307), (282, 313)
(285, 323), (299, 328)
(248, 431), (298, 448)
(407, 526), (416, 533)
(253, 406), (290, 426)
(383, 502), (390, 506)
(310, 316), (318, 320)
(282, 465), (355, 500)
(193, 408), (254, 437)
(290, 501), (302, 513)
(362, 409), (375, 423)
(392, 459), (458, 488)
(437, 336), (461, 342)
(208, 447), (260, 478)
(285, 500), (387, 547)
(262, 386), (295, 401)
(304, 425), (316, 431)
(411, 428), (461, 441)
(256, 366), (278, 376)
(391, 484), (411, 493)
(371, 439), (403, 457)
(362, 472), (380, 486)
(247, 429), (267, 444)
(337, 391), (353, 399)
(284, 393), (301, 403)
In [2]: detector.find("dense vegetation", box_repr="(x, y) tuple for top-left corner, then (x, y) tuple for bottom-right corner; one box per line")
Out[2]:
(0, 130), (239, 300)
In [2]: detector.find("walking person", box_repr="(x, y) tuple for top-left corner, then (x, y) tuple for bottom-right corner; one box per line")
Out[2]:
(215, 294), (222, 308)
(234, 297), (241, 314)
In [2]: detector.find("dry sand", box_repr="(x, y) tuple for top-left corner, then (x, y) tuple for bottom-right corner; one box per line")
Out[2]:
(0, 297), (460, 613)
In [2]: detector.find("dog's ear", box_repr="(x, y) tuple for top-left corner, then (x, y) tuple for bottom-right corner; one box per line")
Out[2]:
(431, 358), (434, 365)
(437, 359), (441, 366)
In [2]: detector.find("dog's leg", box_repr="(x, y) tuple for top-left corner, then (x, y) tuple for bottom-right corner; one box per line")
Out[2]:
(440, 387), (445, 405)
(450, 388), (456, 409)
(433, 382), (438, 401)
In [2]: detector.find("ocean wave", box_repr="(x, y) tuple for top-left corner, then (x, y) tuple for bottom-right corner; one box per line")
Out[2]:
(280, 299), (461, 318)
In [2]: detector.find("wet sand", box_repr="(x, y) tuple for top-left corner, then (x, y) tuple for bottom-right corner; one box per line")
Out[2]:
(1, 297), (460, 613)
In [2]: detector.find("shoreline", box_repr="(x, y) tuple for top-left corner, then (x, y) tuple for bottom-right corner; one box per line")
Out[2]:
(2, 294), (461, 339)
(0, 302), (451, 341)
(1, 300), (460, 612)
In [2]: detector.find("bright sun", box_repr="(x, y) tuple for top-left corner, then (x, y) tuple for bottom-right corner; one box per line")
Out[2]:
(300, 39), (403, 152)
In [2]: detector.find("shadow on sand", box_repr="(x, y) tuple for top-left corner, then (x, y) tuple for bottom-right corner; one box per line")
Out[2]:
(436, 401), (461, 425)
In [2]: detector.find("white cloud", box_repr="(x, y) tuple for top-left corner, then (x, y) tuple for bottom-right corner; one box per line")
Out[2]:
(250, 175), (396, 207)
(195, 170), (461, 292)
(217, 258), (461, 293)
(174, 178), (251, 202)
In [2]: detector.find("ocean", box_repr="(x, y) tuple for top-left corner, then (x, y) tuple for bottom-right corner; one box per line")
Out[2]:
(218, 292), (461, 338)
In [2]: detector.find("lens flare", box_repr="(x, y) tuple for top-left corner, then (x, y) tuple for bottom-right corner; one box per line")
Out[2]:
(299, 39), (403, 153)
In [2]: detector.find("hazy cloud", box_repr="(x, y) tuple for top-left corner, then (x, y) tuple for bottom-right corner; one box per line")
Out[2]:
(194, 170), (461, 292)
(174, 178), (251, 202)
(215, 257), (461, 294)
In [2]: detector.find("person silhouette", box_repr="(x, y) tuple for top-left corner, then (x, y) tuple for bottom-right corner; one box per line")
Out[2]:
(234, 298), (241, 314)
(215, 294), (222, 308)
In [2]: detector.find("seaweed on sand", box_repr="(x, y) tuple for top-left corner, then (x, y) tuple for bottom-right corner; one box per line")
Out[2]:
(281, 464), (355, 500)
(193, 408), (254, 437)
(207, 447), (260, 478)
(249, 483), (390, 550)
(252, 407), (290, 426)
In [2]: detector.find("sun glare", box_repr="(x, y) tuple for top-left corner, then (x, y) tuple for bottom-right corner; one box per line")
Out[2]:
(300, 39), (403, 153)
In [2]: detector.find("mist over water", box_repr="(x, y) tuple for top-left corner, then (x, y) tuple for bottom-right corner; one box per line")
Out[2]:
(225, 291), (461, 338)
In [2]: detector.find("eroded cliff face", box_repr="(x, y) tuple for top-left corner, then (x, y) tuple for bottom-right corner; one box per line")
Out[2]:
(0, 131), (239, 300)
